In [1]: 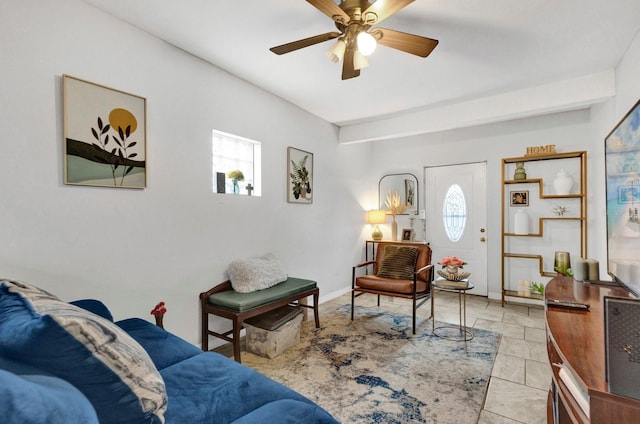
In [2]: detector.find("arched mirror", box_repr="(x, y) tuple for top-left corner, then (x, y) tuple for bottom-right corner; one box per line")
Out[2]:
(378, 173), (419, 215)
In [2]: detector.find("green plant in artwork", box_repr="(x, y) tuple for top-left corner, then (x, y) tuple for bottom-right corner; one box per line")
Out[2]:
(290, 155), (311, 199)
(90, 108), (140, 186)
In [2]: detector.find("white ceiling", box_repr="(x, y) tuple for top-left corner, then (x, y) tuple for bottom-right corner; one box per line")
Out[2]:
(81, 0), (640, 137)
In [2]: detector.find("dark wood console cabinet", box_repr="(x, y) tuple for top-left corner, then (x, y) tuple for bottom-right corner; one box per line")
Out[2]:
(545, 276), (640, 423)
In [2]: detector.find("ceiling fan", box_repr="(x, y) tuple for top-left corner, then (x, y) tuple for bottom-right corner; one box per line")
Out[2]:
(270, 0), (439, 80)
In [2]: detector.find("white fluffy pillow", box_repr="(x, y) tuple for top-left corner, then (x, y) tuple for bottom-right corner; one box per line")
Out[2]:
(228, 253), (288, 293)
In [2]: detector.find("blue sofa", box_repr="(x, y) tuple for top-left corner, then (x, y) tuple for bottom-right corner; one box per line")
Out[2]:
(0, 280), (338, 424)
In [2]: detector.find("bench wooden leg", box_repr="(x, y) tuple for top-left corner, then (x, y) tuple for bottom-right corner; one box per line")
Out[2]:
(202, 309), (209, 351)
(313, 291), (320, 328)
(233, 317), (242, 363)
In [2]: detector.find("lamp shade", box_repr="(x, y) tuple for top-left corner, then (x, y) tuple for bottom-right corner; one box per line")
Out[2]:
(357, 31), (377, 56)
(353, 50), (368, 70)
(326, 39), (346, 63)
(367, 210), (386, 224)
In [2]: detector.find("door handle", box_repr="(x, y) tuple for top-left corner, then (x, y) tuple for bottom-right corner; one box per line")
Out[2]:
(480, 237), (486, 242)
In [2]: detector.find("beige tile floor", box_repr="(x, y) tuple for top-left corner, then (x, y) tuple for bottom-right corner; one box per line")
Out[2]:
(321, 291), (551, 424)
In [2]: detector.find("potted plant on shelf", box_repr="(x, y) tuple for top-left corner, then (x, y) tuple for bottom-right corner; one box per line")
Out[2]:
(530, 282), (545, 296)
(227, 170), (244, 194)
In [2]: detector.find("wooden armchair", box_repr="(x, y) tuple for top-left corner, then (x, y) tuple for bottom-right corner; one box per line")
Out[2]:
(351, 242), (433, 334)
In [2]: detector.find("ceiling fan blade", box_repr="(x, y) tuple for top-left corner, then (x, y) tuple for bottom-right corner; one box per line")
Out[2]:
(375, 28), (439, 57)
(341, 48), (360, 80)
(270, 31), (341, 55)
(307, 0), (350, 23)
(363, 0), (414, 25)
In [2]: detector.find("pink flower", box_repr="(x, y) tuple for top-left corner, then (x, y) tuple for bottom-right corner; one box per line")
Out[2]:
(437, 256), (467, 269)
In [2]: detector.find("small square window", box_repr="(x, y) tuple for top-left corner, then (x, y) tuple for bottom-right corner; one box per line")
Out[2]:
(212, 130), (261, 196)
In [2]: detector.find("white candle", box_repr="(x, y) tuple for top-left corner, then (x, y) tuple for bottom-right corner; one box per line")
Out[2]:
(586, 259), (599, 281)
(573, 257), (587, 281)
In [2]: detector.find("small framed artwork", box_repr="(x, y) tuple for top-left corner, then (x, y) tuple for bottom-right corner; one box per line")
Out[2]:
(287, 147), (313, 203)
(619, 185), (640, 204)
(63, 75), (146, 188)
(510, 191), (529, 206)
(404, 179), (415, 208)
(401, 228), (413, 241)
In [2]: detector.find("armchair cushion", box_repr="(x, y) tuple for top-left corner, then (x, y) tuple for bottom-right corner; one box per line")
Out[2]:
(354, 275), (429, 294)
(376, 245), (419, 279)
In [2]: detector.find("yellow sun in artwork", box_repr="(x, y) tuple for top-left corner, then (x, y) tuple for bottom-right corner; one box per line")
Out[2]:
(108, 108), (137, 134)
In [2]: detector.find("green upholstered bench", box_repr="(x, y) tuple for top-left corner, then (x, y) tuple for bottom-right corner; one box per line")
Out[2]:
(199, 277), (320, 363)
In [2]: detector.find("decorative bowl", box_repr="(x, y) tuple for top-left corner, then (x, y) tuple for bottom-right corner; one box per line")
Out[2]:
(437, 270), (471, 281)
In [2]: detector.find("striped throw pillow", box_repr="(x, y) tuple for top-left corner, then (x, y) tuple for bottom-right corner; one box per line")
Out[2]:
(376, 246), (419, 279)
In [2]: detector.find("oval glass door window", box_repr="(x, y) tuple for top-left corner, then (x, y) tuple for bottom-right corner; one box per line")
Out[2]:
(442, 184), (467, 242)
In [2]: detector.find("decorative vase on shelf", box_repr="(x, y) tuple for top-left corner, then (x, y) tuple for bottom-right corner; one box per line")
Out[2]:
(391, 216), (398, 241)
(232, 179), (240, 194)
(513, 162), (527, 180)
(514, 209), (529, 234)
(553, 169), (573, 195)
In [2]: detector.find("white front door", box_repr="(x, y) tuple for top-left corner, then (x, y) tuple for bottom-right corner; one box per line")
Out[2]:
(424, 162), (488, 296)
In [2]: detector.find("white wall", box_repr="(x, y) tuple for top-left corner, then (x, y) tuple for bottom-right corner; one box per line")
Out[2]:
(0, 0), (370, 346)
(365, 28), (640, 300)
(369, 110), (599, 299)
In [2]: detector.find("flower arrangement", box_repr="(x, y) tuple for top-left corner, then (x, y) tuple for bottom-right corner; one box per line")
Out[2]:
(227, 170), (244, 181)
(385, 190), (408, 216)
(438, 256), (467, 269)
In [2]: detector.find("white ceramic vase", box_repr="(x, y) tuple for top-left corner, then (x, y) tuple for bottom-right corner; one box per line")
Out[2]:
(514, 209), (529, 234)
(553, 169), (573, 195)
(391, 217), (398, 241)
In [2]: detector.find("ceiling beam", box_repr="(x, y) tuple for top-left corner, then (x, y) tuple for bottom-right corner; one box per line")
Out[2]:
(337, 70), (616, 144)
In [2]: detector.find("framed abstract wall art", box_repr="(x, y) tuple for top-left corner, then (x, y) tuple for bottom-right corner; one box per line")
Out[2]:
(63, 75), (146, 188)
(287, 147), (313, 203)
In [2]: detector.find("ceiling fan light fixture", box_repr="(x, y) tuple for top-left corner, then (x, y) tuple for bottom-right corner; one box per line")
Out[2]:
(356, 31), (377, 56)
(326, 38), (346, 63)
(353, 50), (368, 70)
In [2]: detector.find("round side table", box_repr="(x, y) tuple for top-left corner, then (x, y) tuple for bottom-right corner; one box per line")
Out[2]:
(431, 278), (474, 342)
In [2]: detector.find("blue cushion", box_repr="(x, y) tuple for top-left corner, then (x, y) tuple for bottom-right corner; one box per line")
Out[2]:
(116, 318), (201, 370)
(0, 369), (99, 424)
(70, 299), (114, 321)
(230, 399), (338, 424)
(160, 352), (338, 424)
(0, 280), (167, 424)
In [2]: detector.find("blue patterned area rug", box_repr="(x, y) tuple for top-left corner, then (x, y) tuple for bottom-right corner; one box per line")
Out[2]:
(243, 305), (501, 424)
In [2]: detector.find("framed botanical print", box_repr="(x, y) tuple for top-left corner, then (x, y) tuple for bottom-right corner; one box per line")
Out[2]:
(63, 75), (146, 188)
(287, 147), (313, 203)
